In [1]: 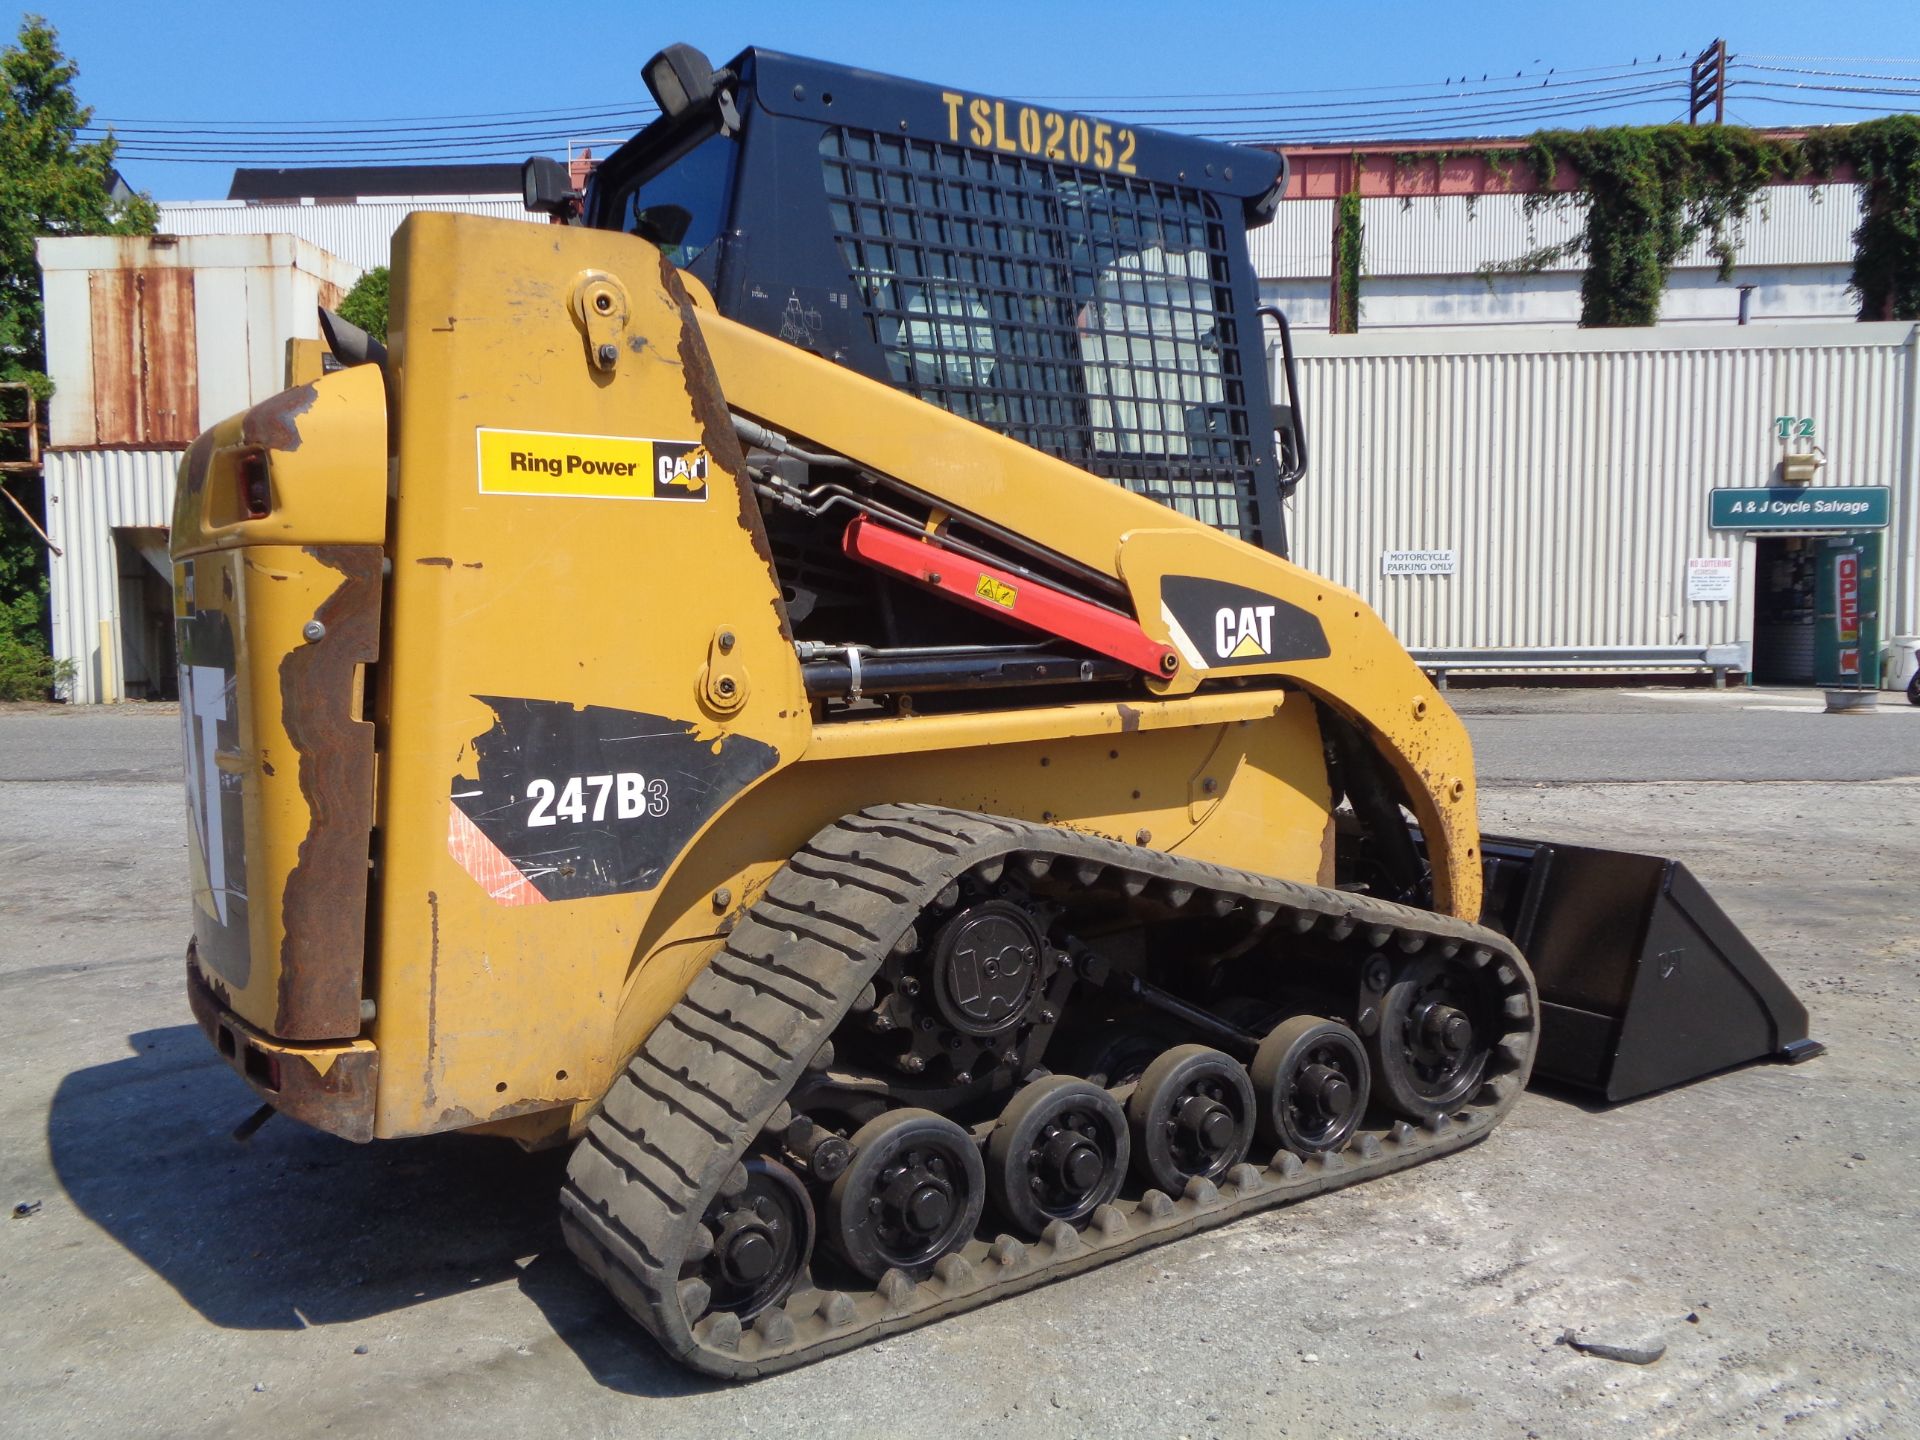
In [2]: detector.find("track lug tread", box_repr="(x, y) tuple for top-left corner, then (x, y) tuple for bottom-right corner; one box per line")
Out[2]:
(699, 1311), (742, 1352)
(754, 1308), (796, 1346)
(1092, 1204), (1128, 1239)
(934, 1253), (977, 1288)
(1041, 1220), (1081, 1255)
(877, 1268), (917, 1311)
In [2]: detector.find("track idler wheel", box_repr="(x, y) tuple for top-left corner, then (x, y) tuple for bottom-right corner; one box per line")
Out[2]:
(1368, 954), (1495, 1122)
(824, 1108), (986, 1281)
(1127, 1044), (1255, 1193)
(695, 1157), (814, 1321)
(1250, 1016), (1370, 1155)
(986, 1076), (1130, 1237)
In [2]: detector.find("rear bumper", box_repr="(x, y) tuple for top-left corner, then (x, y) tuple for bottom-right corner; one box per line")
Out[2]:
(186, 947), (379, 1142)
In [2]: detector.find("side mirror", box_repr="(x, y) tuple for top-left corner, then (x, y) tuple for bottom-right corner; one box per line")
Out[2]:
(522, 156), (579, 218)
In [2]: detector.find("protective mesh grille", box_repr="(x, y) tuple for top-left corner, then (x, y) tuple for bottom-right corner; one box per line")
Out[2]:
(820, 127), (1256, 538)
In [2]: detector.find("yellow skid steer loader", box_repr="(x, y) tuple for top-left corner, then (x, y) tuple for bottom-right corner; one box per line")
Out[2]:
(170, 44), (1819, 1377)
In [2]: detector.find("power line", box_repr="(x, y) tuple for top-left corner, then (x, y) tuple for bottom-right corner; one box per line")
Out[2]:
(1729, 78), (1920, 100)
(1017, 51), (1704, 101)
(1740, 53), (1920, 65)
(97, 46), (1920, 174)
(93, 99), (661, 126)
(98, 125), (648, 156)
(1198, 95), (1695, 144)
(104, 74), (1697, 163)
(1737, 61), (1920, 84)
(1159, 80), (1690, 137)
(1070, 66), (1690, 118)
(79, 108), (656, 140)
(1720, 92), (1920, 115)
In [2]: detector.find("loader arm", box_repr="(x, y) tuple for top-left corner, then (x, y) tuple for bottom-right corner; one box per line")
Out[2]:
(695, 308), (1483, 920)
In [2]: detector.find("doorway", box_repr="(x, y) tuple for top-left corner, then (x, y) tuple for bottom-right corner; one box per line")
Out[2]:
(112, 526), (177, 700)
(1752, 536), (1815, 685)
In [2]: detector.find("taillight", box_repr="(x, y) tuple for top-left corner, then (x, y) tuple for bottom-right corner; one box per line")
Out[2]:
(234, 445), (272, 518)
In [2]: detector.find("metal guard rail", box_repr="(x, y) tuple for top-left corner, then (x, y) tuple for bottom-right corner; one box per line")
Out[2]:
(1407, 644), (1750, 689)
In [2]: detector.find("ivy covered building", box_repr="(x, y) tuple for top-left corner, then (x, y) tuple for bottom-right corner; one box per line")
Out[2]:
(1257, 137), (1866, 331)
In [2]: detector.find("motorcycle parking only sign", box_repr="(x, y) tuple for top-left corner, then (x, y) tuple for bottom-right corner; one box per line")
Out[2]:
(1380, 549), (1456, 576)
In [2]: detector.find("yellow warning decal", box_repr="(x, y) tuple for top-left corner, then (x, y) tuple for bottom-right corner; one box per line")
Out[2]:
(975, 573), (1018, 608)
(475, 427), (709, 502)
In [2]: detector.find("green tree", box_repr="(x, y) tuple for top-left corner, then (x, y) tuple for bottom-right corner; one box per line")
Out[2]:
(337, 265), (389, 342)
(0, 14), (154, 692)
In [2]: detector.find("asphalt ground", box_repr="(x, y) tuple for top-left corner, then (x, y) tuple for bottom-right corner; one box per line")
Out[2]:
(1, 690), (1915, 1439)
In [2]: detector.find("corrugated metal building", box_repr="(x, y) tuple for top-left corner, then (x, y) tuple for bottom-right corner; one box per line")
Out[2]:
(35, 232), (361, 702)
(156, 196), (539, 271)
(1278, 321), (1919, 682)
(1256, 184), (1864, 331)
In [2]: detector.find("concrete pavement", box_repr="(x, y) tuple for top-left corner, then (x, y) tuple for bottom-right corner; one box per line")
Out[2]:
(1, 693), (1914, 1439)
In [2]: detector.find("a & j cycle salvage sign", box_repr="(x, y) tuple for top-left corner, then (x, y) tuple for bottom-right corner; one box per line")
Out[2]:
(1709, 486), (1889, 530)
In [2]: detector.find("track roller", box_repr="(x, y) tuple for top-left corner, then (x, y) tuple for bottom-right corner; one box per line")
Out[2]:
(1127, 1044), (1255, 1193)
(1250, 1016), (1370, 1155)
(986, 1075), (1130, 1237)
(824, 1108), (986, 1281)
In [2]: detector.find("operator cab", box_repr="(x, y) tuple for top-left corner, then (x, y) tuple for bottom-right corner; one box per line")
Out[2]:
(528, 44), (1302, 552)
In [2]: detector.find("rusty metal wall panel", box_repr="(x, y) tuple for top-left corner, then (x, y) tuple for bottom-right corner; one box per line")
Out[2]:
(82, 269), (199, 446)
(43, 448), (184, 704)
(40, 232), (363, 446)
(1276, 322), (1919, 667)
(140, 268), (199, 444)
(87, 271), (139, 444)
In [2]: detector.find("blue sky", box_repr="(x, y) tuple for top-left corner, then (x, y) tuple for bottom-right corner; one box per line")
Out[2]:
(35, 0), (1920, 200)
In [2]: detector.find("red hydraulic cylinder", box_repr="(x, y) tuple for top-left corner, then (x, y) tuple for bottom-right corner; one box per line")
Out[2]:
(841, 514), (1178, 679)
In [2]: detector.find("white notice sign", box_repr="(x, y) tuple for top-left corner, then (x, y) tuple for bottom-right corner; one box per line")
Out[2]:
(1686, 555), (1736, 602)
(1380, 549), (1457, 576)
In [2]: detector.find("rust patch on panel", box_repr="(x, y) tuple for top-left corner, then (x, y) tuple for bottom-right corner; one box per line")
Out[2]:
(242, 381), (319, 453)
(415, 555), (454, 567)
(188, 957), (377, 1143)
(274, 544), (381, 1038)
(661, 254), (792, 640)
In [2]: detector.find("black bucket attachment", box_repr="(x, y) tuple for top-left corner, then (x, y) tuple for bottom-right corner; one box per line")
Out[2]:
(1476, 835), (1824, 1102)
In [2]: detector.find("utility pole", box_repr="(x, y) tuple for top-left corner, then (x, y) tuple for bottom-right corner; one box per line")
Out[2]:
(1689, 39), (1728, 125)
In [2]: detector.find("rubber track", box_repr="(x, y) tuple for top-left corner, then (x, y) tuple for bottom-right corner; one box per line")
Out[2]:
(560, 804), (1538, 1378)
